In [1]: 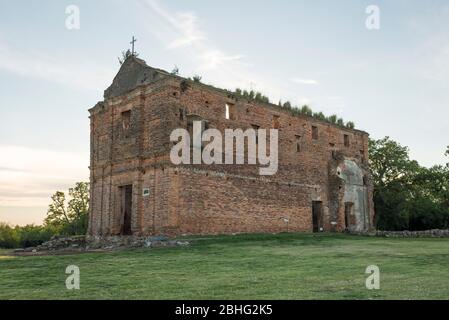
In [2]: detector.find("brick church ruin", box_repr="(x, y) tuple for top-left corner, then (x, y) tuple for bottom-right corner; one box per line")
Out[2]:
(88, 55), (374, 237)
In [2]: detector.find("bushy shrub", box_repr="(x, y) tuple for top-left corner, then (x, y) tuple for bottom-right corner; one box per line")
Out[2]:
(407, 197), (449, 231)
(18, 225), (54, 248)
(0, 223), (20, 248)
(0, 224), (56, 249)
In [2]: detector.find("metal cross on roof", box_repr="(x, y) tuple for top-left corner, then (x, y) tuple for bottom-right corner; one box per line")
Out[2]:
(130, 36), (137, 55)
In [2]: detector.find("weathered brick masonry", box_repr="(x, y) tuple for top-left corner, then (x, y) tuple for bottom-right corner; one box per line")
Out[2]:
(88, 56), (374, 237)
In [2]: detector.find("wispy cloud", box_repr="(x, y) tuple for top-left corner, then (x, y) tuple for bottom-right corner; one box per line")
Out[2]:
(198, 51), (245, 70)
(167, 12), (206, 49)
(291, 77), (319, 85)
(137, 0), (286, 101)
(140, 0), (245, 71)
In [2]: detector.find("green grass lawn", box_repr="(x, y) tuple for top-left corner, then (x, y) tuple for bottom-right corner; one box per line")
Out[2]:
(0, 233), (448, 300)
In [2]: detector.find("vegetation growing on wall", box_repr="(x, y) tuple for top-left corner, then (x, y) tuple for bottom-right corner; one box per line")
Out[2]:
(233, 88), (356, 129)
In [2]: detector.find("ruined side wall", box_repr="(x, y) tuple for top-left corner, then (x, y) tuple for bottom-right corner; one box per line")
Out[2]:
(166, 168), (313, 235)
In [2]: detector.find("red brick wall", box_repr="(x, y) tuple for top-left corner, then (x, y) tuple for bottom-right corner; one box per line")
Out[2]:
(88, 77), (373, 236)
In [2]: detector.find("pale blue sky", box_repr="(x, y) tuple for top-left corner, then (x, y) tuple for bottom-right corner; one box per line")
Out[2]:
(0, 0), (448, 225)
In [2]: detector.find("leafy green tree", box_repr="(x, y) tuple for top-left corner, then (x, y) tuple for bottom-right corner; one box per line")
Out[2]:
(370, 137), (449, 230)
(369, 137), (420, 188)
(44, 182), (89, 235)
(374, 181), (410, 231)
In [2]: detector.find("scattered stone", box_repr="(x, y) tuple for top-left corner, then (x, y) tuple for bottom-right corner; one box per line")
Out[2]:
(149, 236), (169, 242)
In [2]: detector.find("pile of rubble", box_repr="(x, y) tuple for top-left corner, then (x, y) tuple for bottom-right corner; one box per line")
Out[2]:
(13, 235), (189, 254)
(86, 235), (189, 250)
(13, 235), (86, 254)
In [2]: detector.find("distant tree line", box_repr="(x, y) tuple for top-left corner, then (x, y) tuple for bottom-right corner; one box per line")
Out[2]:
(0, 182), (89, 249)
(370, 137), (449, 231)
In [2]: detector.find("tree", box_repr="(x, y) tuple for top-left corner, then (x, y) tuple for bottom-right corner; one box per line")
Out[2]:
(369, 137), (449, 231)
(45, 191), (70, 227)
(369, 137), (419, 188)
(44, 182), (89, 235)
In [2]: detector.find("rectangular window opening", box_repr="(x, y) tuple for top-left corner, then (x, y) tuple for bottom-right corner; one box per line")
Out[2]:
(312, 201), (323, 233)
(252, 124), (260, 144)
(225, 103), (235, 120)
(295, 135), (301, 153)
(312, 126), (319, 140)
(179, 108), (184, 121)
(121, 110), (131, 138)
(344, 134), (350, 147)
(272, 115), (280, 129)
(119, 185), (133, 236)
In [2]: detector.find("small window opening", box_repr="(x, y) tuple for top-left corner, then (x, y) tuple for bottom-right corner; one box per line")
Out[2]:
(179, 108), (184, 121)
(295, 135), (301, 153)
(121, 110), (131, 138)
(252, 124), (260, 144)
(272, 115), (280, 129)
(312, 126), (318, 140)
(225, 103), (235, 120)
(344, 134), (350, 147)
